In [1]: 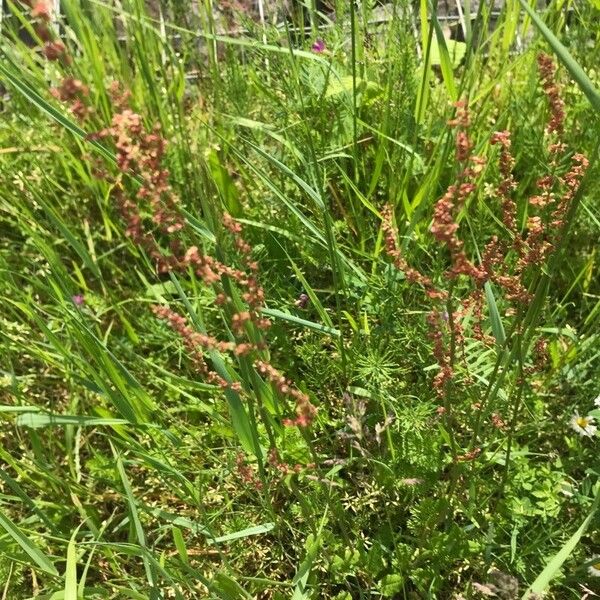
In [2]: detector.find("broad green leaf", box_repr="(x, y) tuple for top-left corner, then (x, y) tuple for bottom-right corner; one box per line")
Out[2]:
(380, 574), (404, 597)
(429, 37), (466, 69)
(431, 13), (458, 101)
(208, 523), (275, 545)
(325, 75), (381, 104)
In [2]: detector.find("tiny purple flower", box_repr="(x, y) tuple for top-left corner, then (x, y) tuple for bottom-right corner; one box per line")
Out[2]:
(72, 294), (85, 306)
(311, 39), (326, 53)
(295, 293), (309, 309)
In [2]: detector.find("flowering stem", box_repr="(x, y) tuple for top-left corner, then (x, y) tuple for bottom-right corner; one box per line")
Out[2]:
(469, 300), (528, 449)
(497, 333), (525, 499)
(472, 141), (598, 489)
(443, 285), (459, 464)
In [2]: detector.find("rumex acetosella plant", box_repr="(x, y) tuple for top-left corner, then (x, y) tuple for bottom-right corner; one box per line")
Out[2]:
(36, 22), (318, 482)
(382, 53), (589, 469)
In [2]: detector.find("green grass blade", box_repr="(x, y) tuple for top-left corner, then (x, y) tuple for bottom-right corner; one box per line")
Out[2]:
(484, 281), (506, 346)
(0, 509), (59, 576)
(211, 573), (253, 600)
(64, 531), (78, 600)
(415, 0), (433, 124)
(518, 0), (600, 111)
(291, 534), (321, 599)
(522, 486), (600, 598)
(0, 462), (57, 533)
(16, 413), (135, 428)
(172, 526), (189, 565)
(431, 10), (458, 101)
(0, 405), (42, 413)
(261, 308), (340, 338)
(207, 523), (275, 545)
(232, 138), (366, 283)
(114, 449), (158, 590)
(30, 194), (102, 281)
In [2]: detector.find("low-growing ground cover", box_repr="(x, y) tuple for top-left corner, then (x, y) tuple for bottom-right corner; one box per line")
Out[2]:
(0, 0), (599, 598)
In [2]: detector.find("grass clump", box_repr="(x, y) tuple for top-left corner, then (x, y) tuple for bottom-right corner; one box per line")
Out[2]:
(0, 0), (599, 598)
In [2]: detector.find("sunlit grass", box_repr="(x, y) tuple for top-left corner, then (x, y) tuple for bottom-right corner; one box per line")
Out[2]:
(0, 0), (599, 598)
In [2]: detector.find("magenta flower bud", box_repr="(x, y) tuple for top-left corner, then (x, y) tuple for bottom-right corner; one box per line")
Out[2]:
(311, 39), (326, 53)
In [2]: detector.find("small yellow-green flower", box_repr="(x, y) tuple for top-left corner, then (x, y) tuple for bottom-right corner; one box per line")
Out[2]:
(570, 413), (597, 437)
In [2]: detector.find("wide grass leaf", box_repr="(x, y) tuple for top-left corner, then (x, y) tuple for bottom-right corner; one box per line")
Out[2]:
(16, 413), (132, 428)
(64, 531), (79, 600)
(208, 523), (275, 545)
(484, 281), (506, 346)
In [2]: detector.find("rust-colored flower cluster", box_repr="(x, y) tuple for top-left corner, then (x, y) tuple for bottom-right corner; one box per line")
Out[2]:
(431, 102), (486, 283)
(151, 304), (240, 392)
(490, 53), (588, 276)
(235, 453), (263, 491)
(537, 52), (565, 136)
(491, 413), (506, 430)
(456, 447), (481, 462)
(255, 360), (316, 427)
(151, 212), (310, 426)
(427, 311), (454, 394)
(489, 130), (517, 232)
(267, 448), (315, 476)
(382, 53), (588, 400)
(235, 449), (314, 491)
(479, 129), (530, 305)
(381, 205), (446, 301)
(20, 0), (70, 63)
(51, 85), (186, 274)
(152, 223), (312, 425)
(50, 78), (90, 120)
(550, 153), (588, 230)
(49, 64), (313, 429)
(183, 243), (270, 332)
(88, 108), (185, 257)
